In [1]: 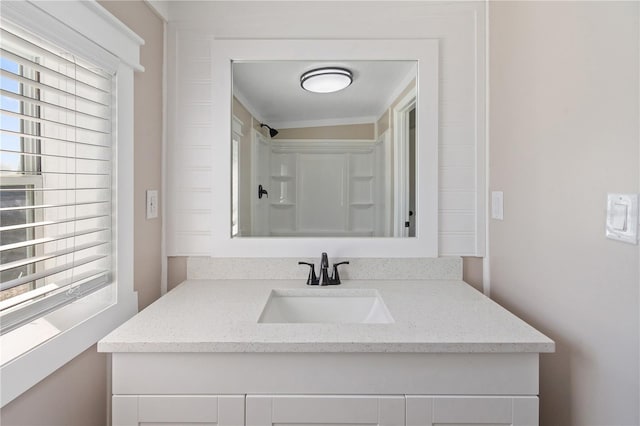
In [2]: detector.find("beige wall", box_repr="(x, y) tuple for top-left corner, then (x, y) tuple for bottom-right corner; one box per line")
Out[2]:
(167, 256), (187, 291)
(1, 2), (164, 424)
(377, 109), (390, 136)
(489, 2), (639, 424)
(462, 257), (483, 293)
(0, 345), (107, 426)
(275, 123), (375, 140)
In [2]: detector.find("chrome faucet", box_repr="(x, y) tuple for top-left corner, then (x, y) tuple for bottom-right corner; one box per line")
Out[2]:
(298, 253), (349, 286)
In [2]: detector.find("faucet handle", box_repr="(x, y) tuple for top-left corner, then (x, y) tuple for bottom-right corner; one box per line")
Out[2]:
(330, 261), (350, 285)
(298, 262), (318, 285)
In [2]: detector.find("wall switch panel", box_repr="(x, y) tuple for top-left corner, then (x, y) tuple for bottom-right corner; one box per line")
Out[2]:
(146, 189), (159, 219)
(606, 193), (638, 244)
(491, 191), (504, 220)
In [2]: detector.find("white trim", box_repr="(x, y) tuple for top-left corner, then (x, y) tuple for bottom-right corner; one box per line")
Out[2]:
(379, 130), (393, 237)
(270, 115), (378, 130)
(19, 0), (145, 72)
(160, 19), (168, 296)
(483, 0), (491, 297)
(392, 88), (416, 238)
(475, 5), (488, 259)
(211, 39), (438, 258)
(0, 1), (139, 406)
(637, 1), (640, 414)
(113, 62), (138, 307)
(232, 115), (245, 137)
(1, 289), (136, 406)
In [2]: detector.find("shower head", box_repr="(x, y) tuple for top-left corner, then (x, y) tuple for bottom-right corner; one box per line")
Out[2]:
(260, 123), (279, 138)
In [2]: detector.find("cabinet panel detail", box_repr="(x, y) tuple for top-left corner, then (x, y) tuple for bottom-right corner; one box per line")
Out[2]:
(113, 395), (244, 426)
(247, 395), (404, 426)
(138, 395), (219, 423)
(406, 396), (538, 426)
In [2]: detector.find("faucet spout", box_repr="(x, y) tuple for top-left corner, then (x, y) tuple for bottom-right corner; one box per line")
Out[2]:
(319, 252), (330, 285)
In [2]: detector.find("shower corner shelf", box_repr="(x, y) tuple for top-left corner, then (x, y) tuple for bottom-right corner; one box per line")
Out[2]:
(270, 175), (294, 181)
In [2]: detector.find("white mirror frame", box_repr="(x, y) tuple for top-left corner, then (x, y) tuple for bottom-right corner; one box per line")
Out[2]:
(211, 39), (438, 257)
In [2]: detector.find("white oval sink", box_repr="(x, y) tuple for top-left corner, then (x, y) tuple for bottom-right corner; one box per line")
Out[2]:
(257, 289), (394, 324)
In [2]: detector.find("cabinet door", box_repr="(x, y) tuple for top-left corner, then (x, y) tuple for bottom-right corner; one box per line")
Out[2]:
(406, 396), (538, 426)
(112, 395), (244, 426)
(246, 395), (404, 426)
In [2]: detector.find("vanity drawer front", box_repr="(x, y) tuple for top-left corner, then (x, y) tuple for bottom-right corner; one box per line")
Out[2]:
(246, 395), (404, 426)
(112, 395), (244, 426)
(406, 396), (538, 426)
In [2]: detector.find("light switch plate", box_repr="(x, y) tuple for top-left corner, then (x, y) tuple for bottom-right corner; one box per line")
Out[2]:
(606, 193), (638, 244)
(146, 189), (158, 219)
(491, 191), (504, 220)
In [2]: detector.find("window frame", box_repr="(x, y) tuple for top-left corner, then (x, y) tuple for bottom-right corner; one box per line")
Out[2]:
(0, 0), (141, 407)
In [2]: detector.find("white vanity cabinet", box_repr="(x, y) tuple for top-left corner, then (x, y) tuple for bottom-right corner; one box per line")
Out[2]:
(108, 352), (543, 426)
(246, 395), (405, 426)
(100, 280), (554, 426)
(112, 394), (244, 426)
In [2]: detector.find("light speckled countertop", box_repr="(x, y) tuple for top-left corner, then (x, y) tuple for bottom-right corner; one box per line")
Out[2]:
(98, 280), (554, 353)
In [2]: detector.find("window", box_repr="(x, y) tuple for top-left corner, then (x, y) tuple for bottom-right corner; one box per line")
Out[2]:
(0, 0), (141, 406)
(1, 57), (42, 299)
(0, 23), (113, 335)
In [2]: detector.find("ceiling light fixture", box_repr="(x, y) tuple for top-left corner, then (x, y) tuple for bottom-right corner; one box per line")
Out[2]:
(300, 67), (353, 94)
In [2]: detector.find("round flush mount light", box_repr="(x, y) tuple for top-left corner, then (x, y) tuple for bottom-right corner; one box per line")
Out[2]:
(300, 67), (353, 93)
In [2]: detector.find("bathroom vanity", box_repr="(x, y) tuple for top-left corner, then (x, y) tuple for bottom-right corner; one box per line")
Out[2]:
(99, 278), (554, 426)
(136, 4), (513, 423)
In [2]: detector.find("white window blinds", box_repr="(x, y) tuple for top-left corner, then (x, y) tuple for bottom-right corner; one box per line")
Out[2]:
(0, 23), (114, 334)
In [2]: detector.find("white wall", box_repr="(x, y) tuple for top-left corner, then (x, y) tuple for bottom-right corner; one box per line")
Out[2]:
(489, 2), (639, 424)
(166, 1), (486, 257)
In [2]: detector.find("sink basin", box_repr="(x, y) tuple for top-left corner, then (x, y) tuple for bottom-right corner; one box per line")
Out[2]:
(257, 289), (394, 324)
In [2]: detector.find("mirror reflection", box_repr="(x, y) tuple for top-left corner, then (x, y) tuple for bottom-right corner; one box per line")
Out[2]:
(231, 61), (417, 238)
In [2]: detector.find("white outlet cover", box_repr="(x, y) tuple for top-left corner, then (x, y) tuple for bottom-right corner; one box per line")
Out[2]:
(491, 191), (504, 220)
(606, 193), (638, 244)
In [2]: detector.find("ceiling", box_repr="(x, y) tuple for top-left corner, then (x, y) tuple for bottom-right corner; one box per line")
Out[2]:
(232, 60), (416, 129)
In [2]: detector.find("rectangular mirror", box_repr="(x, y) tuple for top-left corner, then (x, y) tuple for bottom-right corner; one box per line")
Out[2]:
(211, 39), (438, 257)
(232, 61), (417, 238)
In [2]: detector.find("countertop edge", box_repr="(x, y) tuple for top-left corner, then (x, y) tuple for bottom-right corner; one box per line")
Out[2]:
(97, 341), (555, 354)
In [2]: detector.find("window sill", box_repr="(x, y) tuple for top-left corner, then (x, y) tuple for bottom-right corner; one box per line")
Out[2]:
(0, 285), (137, 406)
